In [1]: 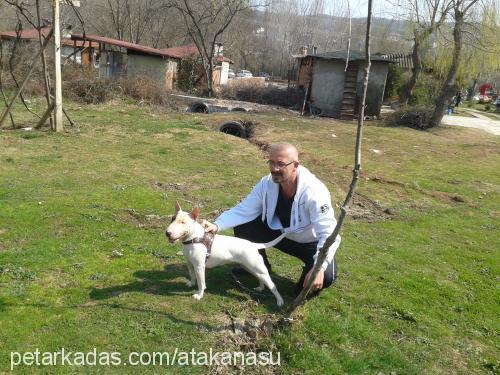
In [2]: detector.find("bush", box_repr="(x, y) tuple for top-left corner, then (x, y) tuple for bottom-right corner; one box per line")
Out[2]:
(484, 104), (491, 111)
(218, 84), (300, 107)
(385, 106), (434, 130)
(115, 75), (167, 105)
(384, 63), (403, 100)
(406, 73), (441, 106)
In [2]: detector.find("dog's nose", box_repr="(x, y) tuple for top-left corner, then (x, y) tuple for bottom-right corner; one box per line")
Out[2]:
(165, 230), (172, 238)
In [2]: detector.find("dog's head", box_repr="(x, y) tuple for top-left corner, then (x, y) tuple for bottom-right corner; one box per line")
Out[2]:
(165, 202), (199, 243)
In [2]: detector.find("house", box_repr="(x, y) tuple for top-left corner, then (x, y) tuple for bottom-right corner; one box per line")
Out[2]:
(296, 51), (393, 119)
(71, 34), (182, 90)
(0, 26), (95, 66)
(161, 43), (234, 88)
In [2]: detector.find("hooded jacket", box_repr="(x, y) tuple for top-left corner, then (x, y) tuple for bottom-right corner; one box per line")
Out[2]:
(215, 165), (340, 269)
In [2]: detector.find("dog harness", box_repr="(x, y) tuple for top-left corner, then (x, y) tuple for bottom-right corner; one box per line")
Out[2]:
(182, 232), (215, 261)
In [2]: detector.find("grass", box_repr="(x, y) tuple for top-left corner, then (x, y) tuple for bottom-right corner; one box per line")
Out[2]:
(0, 97), (499, 374)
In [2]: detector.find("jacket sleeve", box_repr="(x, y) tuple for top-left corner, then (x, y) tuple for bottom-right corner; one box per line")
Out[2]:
(214, 178), (265, 231)
(307, 188), (341, 270)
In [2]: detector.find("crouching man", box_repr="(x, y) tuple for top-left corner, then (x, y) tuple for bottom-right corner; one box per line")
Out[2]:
(203, 142), (340, 295)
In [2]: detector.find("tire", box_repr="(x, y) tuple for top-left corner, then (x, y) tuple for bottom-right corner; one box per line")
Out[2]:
(189, 101), (210, 113)
(218, 121), (247, 138)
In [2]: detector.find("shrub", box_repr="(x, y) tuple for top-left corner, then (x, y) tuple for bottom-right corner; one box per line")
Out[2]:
(384, 63), (403, 100)
(484, 104), (491, 111)
(218, 84), (300, 107)
(406, 73), (441, 106)
(385, 106), (434, 130)
(115, 75), (166, 105)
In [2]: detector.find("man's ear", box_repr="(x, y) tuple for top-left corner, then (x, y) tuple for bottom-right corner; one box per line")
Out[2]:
(191, 207), (199, 222)
(175, 201), (181, 213)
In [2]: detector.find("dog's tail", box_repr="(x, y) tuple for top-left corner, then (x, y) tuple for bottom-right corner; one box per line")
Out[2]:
(259, 232), (287, 249)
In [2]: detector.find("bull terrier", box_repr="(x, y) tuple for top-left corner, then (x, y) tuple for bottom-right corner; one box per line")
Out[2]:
(165, 203), (285, 306)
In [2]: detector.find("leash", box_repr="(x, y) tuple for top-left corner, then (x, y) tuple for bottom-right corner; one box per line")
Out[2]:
(230, 268), (267, 297)
(182, 232), (215, 262)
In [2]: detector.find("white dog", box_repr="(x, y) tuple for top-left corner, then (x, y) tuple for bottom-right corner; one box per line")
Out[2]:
(165, 203), (285, 306)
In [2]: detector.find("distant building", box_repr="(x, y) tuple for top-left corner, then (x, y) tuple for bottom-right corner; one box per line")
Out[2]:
(71, 34), (181, 90)
(161, 43), (234, 87)
(0, 26), (95, 66)
(296, 50), (393, 119)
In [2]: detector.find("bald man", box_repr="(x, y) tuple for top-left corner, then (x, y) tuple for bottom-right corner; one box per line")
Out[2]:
(204, 143), (340, 295)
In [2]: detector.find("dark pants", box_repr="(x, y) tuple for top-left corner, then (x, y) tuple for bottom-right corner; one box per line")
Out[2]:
(234, 217), (337, 293)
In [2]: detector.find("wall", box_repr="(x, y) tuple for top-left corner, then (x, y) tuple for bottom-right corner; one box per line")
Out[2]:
(309, 59), (345, 117)
(355, 61), (388, 116)
(127, 54), (177, 90)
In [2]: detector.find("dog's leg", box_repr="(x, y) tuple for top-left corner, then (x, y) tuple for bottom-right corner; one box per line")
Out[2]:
(192, 263), (206, 300)
(254, 280), (265, 292)
(186, 262), (196, 288)
(252, 272), (284, 306)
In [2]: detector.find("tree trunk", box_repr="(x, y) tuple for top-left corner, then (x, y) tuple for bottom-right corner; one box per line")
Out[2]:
(286, 0), (373, 318)
(467, 74), (479, 101)
(399, 36), (422, 105)
(429, 11), (464, 128)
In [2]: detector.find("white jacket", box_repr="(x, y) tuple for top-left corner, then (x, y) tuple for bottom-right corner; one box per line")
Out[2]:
(215, 165), (340, 269)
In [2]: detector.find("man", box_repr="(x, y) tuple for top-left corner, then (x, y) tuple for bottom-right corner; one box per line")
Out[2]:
(203, 143), (340, 294)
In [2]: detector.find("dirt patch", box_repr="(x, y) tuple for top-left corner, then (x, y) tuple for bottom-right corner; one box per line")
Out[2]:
(207, 309), (282, 374)
(369, 175), (469, 204)
(348, 193), (394, 221)
(152, 181), (185, 191)
(117, 209), (171, 229)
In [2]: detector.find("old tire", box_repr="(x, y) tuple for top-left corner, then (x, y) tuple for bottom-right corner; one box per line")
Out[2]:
(189, 101), (210, 113)
(218, 121), (247, 138)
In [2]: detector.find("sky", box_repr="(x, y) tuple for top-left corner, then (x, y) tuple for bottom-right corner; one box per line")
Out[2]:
(325, 0), (402, 18)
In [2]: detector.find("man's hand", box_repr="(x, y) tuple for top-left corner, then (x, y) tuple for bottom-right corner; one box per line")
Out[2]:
(303, 268), (324, 291)
(201, 220), (219, 234)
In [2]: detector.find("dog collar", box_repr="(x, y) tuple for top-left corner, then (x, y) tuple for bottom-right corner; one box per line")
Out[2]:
(182, 232), (215, 261)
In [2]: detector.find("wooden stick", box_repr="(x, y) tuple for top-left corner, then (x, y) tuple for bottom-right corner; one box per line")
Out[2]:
(0, 28), (54, 128)
(286, 0), (373, 318)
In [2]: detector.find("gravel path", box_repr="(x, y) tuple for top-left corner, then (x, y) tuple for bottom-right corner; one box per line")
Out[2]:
(441, 113), (500, 135)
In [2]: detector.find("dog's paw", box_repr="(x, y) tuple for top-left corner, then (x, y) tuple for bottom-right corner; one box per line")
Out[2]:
(254, 285), (265, 292)
(186, 280), (195, 288)
(192, 293), (203, 300)
(276, 297), (284, 307)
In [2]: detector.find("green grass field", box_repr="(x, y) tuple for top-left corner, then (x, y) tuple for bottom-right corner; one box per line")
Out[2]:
(0, 99), (499, 374)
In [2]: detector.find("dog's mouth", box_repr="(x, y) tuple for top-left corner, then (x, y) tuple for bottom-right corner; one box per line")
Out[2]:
(166, 231), (187, 244)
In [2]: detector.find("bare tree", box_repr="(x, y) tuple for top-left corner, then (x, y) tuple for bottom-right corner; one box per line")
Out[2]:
(287, 0), (374, 317)
(162, 0), (264, 96)
(398, 0), (452, 105)
(428, 0), (483, 127)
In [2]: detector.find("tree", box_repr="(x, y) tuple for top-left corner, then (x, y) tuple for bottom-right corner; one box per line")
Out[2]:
(398, 0), (452, 105)
(428, 0), (483, 127)
(162, 0), (263, 96)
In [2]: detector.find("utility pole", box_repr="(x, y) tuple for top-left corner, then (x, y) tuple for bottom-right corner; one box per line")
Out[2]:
(53, 0), (63, 132)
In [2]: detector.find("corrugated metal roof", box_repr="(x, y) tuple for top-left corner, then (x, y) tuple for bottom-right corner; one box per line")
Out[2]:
(307, 51), (394, 63)
(377, 53), (413, 69)
(0, 27), (91, 47)
(71, 34), (182, 59)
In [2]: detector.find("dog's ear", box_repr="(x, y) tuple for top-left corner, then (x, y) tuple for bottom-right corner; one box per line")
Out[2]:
(191, 207), (199, 221)
(175, 201), (181, 213)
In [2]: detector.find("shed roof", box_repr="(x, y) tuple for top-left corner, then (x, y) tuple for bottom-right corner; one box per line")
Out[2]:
(0, 26), (90, 47)
(71, 34), (182, 59)
(161, 43), (234, 64)
(306, 51), (393, 63)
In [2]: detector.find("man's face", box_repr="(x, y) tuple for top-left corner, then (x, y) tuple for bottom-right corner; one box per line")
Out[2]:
(268, 149), (298, 184)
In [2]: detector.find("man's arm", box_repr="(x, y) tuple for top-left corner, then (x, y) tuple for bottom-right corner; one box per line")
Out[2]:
(205, 178), (265, 233)
(308, 189), (341, 270)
